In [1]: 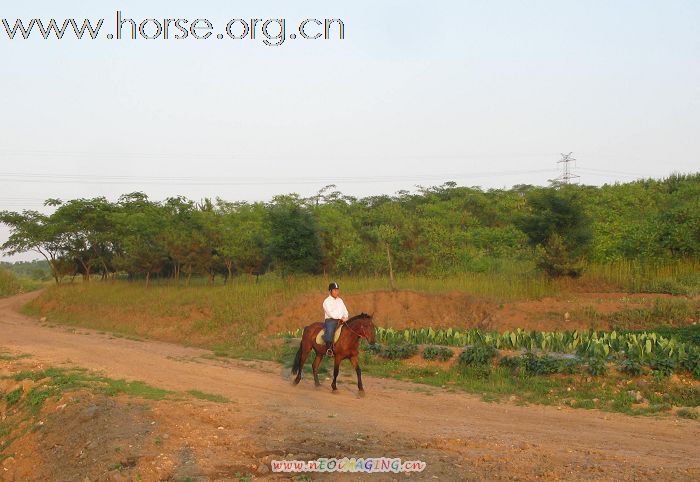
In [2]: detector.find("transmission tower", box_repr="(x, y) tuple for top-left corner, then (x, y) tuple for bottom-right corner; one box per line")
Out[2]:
(555, 152), (580, 184)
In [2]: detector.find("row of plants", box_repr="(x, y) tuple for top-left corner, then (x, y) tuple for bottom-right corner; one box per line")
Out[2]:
(358, 339), (699, 378)
(285, 325), (696, 364)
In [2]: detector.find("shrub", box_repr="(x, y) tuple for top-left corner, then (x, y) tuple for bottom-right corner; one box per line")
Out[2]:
(422, 346), (453, 361)
(650, 357), (676, 377)
(498, 355), (522, 371)
(379, 343), (418, 360)
(586, 357), (608, 376)
(459, 344), (497, 367)
(681, 347), (700, 379)
(560, 357), (583, 375)
(522, 352), (560, 375)
(618, 358), (644, 376)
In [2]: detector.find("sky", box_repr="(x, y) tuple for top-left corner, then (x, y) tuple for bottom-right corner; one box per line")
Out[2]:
(1, 0), (699, 261)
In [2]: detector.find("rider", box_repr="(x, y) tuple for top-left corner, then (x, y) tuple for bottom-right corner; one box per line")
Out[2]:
(323, 282), (349, 356)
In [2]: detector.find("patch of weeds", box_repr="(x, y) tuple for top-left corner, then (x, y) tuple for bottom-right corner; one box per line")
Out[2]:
(521, 352), (560, 375)
(676, 408), (698, 420)
(102, 379), (172, 400)
(4, 388), (22, 407)
(186, 389), (231, 403)
(618, 357), (644, 376)
(422, 345), (453, 361)
(235, 473), (253, 482)
(586, 357), (608, 376)
(378, 343), (418, 360)
(459, 344), (497, 367)
(649, 357), (677, 378)
(498, 355), (522, 371)
(0, 353), (31, 361)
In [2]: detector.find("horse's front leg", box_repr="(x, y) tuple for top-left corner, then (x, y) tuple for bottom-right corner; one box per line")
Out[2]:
(350, 354), (363, 392)
(331, 357), (341, 391)
(312, 351), (323, 386)
(294, 343), (311, 385)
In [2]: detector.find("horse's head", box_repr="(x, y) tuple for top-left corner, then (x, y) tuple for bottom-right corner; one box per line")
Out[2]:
(349, 313), (376, 345)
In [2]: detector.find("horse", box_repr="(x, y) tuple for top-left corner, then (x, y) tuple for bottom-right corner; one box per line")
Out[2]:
(291, 313), (376, 392)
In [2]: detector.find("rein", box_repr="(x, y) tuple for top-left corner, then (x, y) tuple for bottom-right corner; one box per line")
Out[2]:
(341, 318), (369, 341)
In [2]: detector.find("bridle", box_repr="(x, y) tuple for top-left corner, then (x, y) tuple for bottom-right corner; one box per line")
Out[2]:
(341, 317), (372, 342)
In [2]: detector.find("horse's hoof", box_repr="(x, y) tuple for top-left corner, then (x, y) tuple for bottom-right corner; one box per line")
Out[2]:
(358, 390), (366, 398)
(314, 382), (321, 387)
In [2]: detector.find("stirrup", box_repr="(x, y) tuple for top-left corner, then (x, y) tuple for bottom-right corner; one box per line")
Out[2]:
(326, 348), (334, 356)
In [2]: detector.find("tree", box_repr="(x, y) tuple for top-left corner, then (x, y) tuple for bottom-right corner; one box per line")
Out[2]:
(215, 200), (268, 281)
(0, 207), (67, 284)
(517, 187), (592, 277)
(111, 193), (168, 286)
(267, 195), (323, 274)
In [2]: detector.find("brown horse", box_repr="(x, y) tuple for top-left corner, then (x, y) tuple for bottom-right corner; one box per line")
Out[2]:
(291, 313), (376, 391)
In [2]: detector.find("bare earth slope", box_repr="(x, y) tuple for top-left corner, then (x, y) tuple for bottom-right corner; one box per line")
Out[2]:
(1, 292), (699, 481)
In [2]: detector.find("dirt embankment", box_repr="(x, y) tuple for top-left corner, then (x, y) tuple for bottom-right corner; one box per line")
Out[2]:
(266, 290), (691, 334)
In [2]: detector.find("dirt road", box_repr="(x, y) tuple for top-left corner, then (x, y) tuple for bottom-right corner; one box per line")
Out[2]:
(1, 292), (699, 481)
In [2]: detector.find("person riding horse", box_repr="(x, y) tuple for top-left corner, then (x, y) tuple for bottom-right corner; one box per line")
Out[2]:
(322, 282), (348, 356)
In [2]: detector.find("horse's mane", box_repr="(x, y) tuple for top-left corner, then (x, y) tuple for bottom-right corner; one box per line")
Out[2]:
(347, 313), (372, 324)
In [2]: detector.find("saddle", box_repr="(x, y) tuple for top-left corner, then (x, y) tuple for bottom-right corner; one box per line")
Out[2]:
(315, 324), (344, 345)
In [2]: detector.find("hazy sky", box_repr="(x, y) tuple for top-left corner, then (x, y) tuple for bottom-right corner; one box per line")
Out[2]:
(1, 1), (698, 260)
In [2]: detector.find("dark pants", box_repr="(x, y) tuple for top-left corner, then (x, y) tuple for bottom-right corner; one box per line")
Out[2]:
(323, 318), (339, 344)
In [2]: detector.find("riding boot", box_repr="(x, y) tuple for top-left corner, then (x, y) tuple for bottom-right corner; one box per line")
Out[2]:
(325, 341), (334, 356)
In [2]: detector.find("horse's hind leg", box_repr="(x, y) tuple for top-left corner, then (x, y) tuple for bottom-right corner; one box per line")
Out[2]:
(312, 351), (323, 386)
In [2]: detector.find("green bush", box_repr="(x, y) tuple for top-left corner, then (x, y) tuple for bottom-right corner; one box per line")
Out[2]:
(650, 357), (677, 377)
(378, 343), (418, 360)
(586, 357), (608, 376)
(681, 347), (700, 379)
(521, 352), (561, 375)
(422, 346), (453, 361)
(560, 357), (583, 375)
(459, 344), (497, 367)
(498, 355), (522, 370)
(618, 358), (644, 376)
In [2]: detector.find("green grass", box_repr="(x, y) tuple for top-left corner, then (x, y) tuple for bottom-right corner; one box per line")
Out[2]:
(586, 259), (700, 295)
(0, 352), (31, 361)
(186, 389), (231, 403)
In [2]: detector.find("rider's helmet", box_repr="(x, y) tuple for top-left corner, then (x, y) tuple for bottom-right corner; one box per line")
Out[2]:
(328, 282), (339, 291)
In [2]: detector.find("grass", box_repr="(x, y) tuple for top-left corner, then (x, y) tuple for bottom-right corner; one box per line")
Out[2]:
(0, 267), (47, 297)
(21, 272), (562, 358)
(0, 268), (23, 297)
(0, 352), (31, 361)
(585, 259), (700, 296)
(562, 298), (700, 330)
(186, 389), (231, 403)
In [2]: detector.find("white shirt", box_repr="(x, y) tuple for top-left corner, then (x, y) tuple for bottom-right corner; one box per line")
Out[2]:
(323, 295), (349, 320)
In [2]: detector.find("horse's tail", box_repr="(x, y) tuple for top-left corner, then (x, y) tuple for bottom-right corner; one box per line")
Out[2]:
(291, 341), (303, 375)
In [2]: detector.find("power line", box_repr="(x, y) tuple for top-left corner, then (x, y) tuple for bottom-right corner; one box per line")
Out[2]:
(0, 169), (559, 186)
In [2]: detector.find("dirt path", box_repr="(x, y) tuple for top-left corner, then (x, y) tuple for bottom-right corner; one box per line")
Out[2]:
(2, 292), (699, 481)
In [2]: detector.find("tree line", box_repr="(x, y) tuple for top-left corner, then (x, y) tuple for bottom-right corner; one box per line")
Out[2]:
(1, 174), (698, 284)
